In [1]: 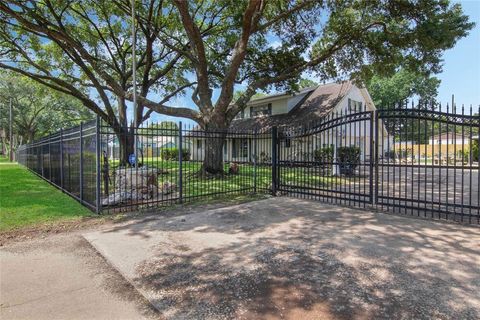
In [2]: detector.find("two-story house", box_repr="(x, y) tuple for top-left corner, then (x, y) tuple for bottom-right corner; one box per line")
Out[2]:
(190, 81), (384, 164)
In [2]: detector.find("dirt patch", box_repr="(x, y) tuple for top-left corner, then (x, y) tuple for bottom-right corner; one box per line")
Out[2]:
(0, 195), (267, 246)
(0, 217), (106, 246)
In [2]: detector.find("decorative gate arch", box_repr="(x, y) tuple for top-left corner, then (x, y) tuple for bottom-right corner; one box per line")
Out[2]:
(274, 108), (480, 223)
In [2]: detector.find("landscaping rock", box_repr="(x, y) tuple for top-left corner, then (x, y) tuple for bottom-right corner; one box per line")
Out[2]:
(102, 167), (173, 206)
(159, 181), (176, 195)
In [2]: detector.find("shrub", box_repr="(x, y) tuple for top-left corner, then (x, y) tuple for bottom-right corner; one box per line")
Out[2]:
(337, 146), (361, 176)
(472, 139), (479, 162)
(160, 148), (191, 161)
(314, 146), (334, 175)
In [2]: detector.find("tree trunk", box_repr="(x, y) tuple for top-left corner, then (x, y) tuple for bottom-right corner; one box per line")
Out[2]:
(201, 117), (228, 174)
(117, 129), (134, 167)
(28, 130), (35, 143)
(115, 96), (135, 166)
(202, 132), (226, 174)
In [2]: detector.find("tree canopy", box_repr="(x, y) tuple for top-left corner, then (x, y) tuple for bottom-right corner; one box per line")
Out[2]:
(0, 1), (192, 127)
(0, 73), (92, 154)
(0, 0), (474, 172)
(367, 69), (441, 109)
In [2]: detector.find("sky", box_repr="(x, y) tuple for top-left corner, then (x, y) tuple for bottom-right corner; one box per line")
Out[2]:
(147, 0), (480, 125)
(436, 0), (480, 109)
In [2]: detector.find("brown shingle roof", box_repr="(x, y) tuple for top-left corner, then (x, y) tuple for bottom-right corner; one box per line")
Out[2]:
(229, 81), (353, 132)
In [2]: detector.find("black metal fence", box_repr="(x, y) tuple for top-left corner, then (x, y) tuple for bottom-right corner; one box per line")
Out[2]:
(274, 106), (479, 224)
(97, 120), (272, 213)
(16, 120), (98, 210)
(16, 106), (480, 224)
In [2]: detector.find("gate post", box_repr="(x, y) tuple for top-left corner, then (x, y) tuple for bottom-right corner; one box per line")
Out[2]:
(271, 126), (278, 195)
(178, 122), (183, 204)
(375, 110), (380, 206)
(369, 112), (374, 204)
(95, 116), (101, 214)
(253, 129), (258, 194)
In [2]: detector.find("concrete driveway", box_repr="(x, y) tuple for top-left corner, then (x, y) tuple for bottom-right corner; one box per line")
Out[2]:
(83, 198), (480, 319)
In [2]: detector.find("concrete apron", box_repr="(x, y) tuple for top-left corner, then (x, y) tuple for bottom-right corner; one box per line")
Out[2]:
(82, 197), (480, 320)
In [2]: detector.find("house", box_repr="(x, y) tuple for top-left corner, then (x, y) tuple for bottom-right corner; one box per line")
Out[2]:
(429, 132), (472, 145)
(190, 81), (387, 169)
(103, 134), (180, 159)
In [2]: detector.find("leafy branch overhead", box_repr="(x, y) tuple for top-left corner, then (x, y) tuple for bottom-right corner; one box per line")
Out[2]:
(0, 0), (474, 172)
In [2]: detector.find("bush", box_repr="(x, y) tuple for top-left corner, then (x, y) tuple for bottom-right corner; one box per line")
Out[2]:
(160, 148), (191, 161)
(314, 146), (334, 175)
(472, 139), (479, 162)
(337, 146), (360, 176)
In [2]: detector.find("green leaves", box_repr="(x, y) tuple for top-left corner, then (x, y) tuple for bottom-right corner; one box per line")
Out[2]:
(367, 69), (440, 108)
(0, 72), (93, 142)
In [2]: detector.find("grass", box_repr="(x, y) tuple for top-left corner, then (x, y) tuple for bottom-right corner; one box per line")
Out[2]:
(104, 157), (351, 201)
(0, 156), (92, 231)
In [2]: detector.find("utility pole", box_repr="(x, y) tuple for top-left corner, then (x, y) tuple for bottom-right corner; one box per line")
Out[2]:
(131, 0), (138, 166)
(9, 97), (13, 162)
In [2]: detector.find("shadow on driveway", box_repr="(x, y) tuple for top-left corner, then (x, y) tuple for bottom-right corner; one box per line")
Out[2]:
(85, 197), (480, 319)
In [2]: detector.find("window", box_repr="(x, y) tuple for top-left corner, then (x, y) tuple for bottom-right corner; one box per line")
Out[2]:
(232, 138), (248, 158)
(234, 110), (245, 120)
(197, 139), (202, 149)
(250, 103), (272, 117)
(285, 138), (291, 148)
(348, 98), (363, 113)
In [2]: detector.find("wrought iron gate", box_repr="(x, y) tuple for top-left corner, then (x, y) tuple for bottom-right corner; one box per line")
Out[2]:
(274, 108), (480, 224)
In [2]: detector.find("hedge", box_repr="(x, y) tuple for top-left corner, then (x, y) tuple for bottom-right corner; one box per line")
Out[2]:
(160, 148), (191, 161)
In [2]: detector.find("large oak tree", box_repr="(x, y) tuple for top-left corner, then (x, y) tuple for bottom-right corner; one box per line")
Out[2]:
(1, 0), (474, 173)
(0, 0), (193, 164)
(0, 72), (92, 149)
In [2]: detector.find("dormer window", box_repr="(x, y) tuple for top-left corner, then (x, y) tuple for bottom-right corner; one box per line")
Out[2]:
(250, 103), (272, 118)
(348, 99), (362, 113)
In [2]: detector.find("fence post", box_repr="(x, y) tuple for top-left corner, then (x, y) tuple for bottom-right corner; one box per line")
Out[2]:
(373, 110), (380, 206)
(178, 121), (183, 203)
(60, 128), (64, 189)
(271, 126), (278, 195)
(253, 129), (258, 194)
(79, 122), (84, 202)
(41, 141), (44, 177)
(369, 112), (375, 204)
(48, 135), (52, 181)
(95, 116), (101, 214)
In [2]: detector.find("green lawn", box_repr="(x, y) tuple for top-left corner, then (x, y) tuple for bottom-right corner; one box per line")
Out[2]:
(104, 157), (347, 200)
(0, 156), (92, 231)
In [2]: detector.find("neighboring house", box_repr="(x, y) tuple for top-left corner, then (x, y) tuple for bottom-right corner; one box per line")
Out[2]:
(429, 132), (471, 145)
(138, 135), (178, 157)
(190, 81), (387, 165)
(103, 135), (180, 159)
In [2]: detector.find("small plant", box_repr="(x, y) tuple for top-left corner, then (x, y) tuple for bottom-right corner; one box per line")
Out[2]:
(160, 148), (191, 161)
(228, 162), (239, 175)
(472, 139), (479, 162)
(258, 151), (271, 163)
(337, 146), (360, 176)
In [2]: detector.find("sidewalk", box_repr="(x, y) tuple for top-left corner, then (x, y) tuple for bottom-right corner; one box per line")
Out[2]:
(0, 234), (157, 320)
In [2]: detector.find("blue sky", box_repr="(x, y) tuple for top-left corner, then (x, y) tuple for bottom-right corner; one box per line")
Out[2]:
(436, 0), (480, 109)
(147, 0), (480, 125)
